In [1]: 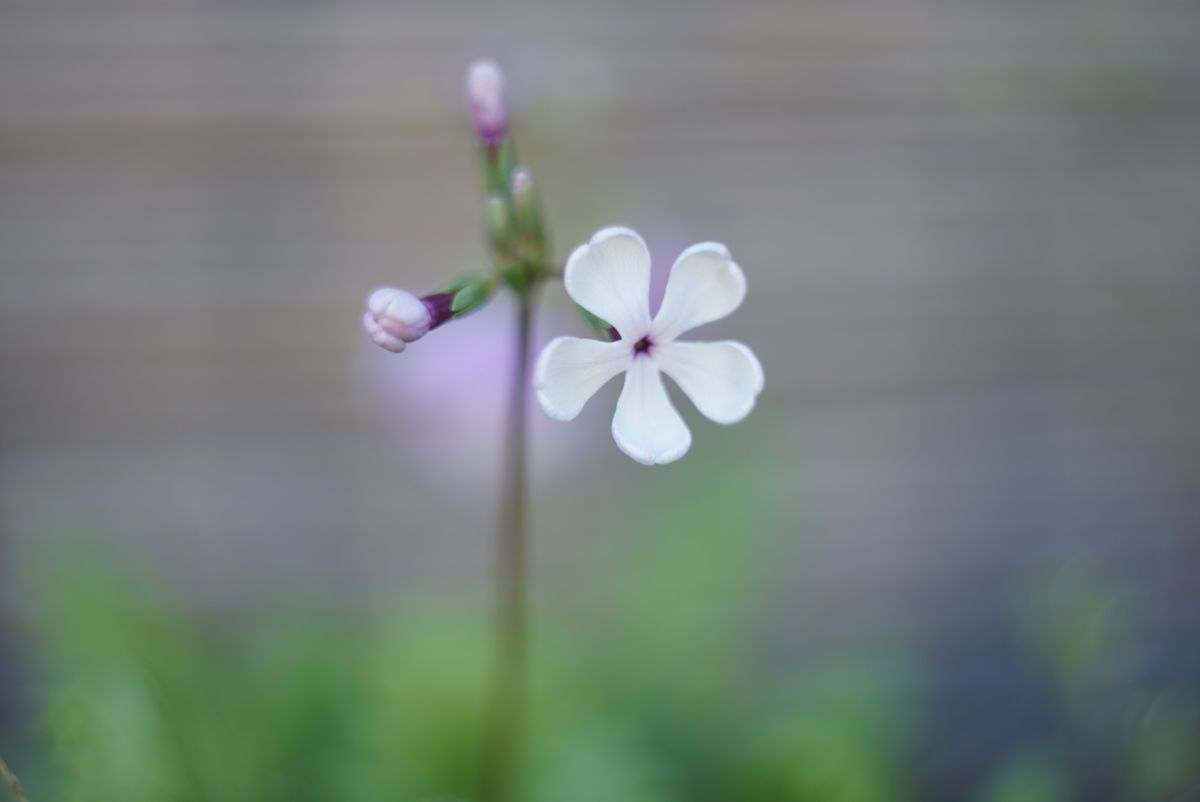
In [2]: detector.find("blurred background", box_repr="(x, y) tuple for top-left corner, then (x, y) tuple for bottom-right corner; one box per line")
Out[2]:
(2, 0), (1199, 800)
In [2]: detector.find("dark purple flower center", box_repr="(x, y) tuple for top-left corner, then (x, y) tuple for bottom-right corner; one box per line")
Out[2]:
(633, 335), (654, 357)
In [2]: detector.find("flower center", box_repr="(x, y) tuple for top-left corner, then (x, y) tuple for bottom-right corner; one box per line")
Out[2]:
(633, 335), (654, 357)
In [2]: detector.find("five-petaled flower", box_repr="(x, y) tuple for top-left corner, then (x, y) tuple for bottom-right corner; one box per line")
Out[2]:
(534, 227), (764, 465)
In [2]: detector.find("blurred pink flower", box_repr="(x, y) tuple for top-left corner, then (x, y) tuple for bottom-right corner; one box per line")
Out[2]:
(357, 297), (593, 484)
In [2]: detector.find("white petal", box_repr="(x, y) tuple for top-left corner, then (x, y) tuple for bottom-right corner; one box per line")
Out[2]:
(534, 336), (631, 421)
(564, 227), (653, 339)
(652, 242), (746, 341)
(363, 312), (406, 353)
(611, 357), (692, 465)
(656, 340), (764, 424)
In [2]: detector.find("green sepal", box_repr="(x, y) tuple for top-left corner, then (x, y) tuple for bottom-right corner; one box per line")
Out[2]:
(432, 274), (479, 295)
(485, 195), (511, 254)
(495, 140), (516, 187)
(578, 306), (618, 341)
(480, 139), (517, 195)
(450, 276), (495, 316)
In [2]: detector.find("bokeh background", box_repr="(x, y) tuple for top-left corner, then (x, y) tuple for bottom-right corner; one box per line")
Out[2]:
(2, 0), (1199, 800)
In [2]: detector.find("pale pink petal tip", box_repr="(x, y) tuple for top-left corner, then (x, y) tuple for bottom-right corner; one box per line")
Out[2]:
(466, 58), (507, 146)
(364, 287), (432, 352)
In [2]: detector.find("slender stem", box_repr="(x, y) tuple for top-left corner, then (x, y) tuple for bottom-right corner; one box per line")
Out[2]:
(479, 293), (534, 802)
(0, 754), (29, 802)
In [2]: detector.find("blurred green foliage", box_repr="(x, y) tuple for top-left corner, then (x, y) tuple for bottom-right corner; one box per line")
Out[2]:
(978, 748), (1073, 802)
(27, 563), (928, 802)
(7, 441), (1198, 802)
(1126, 690), (1200, 801)
(7, 435), (915, 802)
(1001, 564), (1200, 802)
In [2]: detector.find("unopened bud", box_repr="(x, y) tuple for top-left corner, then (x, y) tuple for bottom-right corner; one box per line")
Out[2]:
(485, 194), (511, 251)
(509, 166), (541, 234)
(466, 58), (507, 147)
(363, 287), (433, 353)
(510, 166), (533, 199)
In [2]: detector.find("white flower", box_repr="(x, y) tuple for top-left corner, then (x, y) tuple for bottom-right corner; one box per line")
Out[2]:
(534, 227), (764, 465)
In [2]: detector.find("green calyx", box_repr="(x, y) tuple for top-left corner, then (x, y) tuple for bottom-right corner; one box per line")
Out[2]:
(480, 139), (517, 196)
(477, 134), (549, 300)
(434, 274), (496, 319)
(450, 277), (494, 315)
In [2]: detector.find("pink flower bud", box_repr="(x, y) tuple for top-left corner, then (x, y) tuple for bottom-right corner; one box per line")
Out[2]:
(466, 58), (507, 147)
(363, 288), (433, 353)
(509, 166), (541, 235)
(510, 166), (533, 199)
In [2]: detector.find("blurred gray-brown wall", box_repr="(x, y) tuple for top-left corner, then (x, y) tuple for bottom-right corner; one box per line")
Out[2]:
(2, 0), (1199, 794)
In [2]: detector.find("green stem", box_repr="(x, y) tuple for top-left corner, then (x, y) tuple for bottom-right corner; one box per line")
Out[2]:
(479, 292), (534, 802)
(0, 754), (29, 802)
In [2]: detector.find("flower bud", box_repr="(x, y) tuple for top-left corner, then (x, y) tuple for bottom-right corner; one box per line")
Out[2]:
(509, 167), (539, 231)
(510, 165), (533, 198)
(363, 287), (433, 353)
(511, 164), (544, 240)
(466, 58), (507, 147)
(485, 194), (511, 252)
